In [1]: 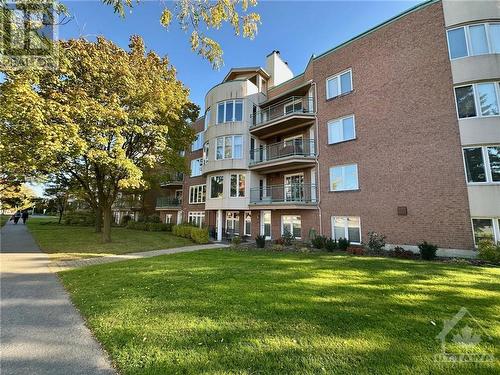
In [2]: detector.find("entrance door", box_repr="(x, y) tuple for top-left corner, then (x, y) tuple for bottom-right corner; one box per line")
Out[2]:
(226, 211), (240, 236)
(284, 174), (304, 202)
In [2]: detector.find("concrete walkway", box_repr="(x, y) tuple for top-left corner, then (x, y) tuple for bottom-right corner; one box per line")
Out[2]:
(0, 221), (116, 375)
(51, 243), (227, 272)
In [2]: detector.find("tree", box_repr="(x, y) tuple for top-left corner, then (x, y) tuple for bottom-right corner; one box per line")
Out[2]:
(0, 183), (36, 212)
(1, 36), (197, 242)
(44, 175), (76, 224)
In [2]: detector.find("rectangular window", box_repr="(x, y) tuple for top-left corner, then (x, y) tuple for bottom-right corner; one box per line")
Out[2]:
(332, 216), (361, 244)
(447, 27), (468, 59)
(203, 141), (209, 164)
(469, 24), (489, 55)
(217, 102), (224, 124)
(191, 131), (204, 151)
(261, 210), (271, 239)
(326, 69), (352, 99)
(190, 158), (203, 177)
(165, 214), (172, 224)
(233, 135), (242, 158)
(215, 135), (243, 160)
(327, 115), (355, 144)
(472, 218), (495, 245)
(204, 108), (210, 130)
(225, 100), (234, 122)
(224, 136), (232, 158)
(244, 211), (251, 236)
(216, 137), (224, 160)
(188, 211), (205, 228)
(463, 146), (500, 183)
(491, 24), (500, 53)
(476, 83), (499, 116)
(329, 164), (359, 191)
(216, 100), (244, 124)
(230, 174), (245, 197)
(235, 100), (243, 121)
(189, 184), (206, 204)
(455, 85), (477, 118)
(281, 215), (301, 238)
(447, 23), (500, 59)
(210, 176), (224, 198)
(225, 211), (240, 235)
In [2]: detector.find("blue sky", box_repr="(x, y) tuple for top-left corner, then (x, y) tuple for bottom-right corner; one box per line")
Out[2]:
(60, 0), (422, 111)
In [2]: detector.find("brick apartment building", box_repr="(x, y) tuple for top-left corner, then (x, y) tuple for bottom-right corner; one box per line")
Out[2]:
(156, 0), (500, 256)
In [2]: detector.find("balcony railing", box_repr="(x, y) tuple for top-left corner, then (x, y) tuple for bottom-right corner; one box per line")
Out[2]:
(160, 172), (184, 186)
(250, 184), (317, 204)
(250, 96), (315, 128)
(250, 139), (316, 165)
(156, 197), (182, 208)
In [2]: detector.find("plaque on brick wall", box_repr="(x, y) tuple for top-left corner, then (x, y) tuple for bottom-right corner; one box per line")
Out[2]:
(397, 206), (408, 216)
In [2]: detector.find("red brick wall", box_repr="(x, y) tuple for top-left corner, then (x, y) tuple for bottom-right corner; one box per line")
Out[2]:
(313, 2), (473, 249)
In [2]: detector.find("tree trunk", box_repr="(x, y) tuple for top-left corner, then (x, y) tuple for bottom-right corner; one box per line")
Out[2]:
(95, 206), (102, 233)
(58, 209), (63, 224)
(101, 205), (112, 243)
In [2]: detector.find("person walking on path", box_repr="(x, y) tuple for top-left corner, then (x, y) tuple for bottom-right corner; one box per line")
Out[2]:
(21, 210), (29, 224)
(12, 210), (21, 224)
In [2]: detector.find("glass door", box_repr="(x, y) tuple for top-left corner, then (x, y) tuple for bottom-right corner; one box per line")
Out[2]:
(284, 174), (304, 202)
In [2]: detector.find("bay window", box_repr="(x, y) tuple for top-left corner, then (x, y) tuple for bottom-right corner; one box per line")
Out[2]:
(216, 100), (243, 124)
(455, 82), (500, 118)
(230, 174), (245, 197)
(210, 176), (224, 198)
(447, 23), (500, 59)
(216, 135), (243, 160)
(463, 146), (500, 183)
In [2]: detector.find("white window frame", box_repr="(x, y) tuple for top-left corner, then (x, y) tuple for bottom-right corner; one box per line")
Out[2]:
(281, 215), (302, 239)
(230, 173), (245, 198)
(260, 210), (271, 239)
(215, 135), (243, 160)
(454, 82), (500, 119)
(284, 98), (302, 115)
(190, 158), (203, 177)
(329, 164), (359, 192)
(331, 216), (361, 244)
(216, 99), (244, 124)
(462, 145), (500, 185)
(327, 114), (356, 144)
(244, 211), (252, 236)
(210, 175), (224, 199)
(189, 184), (206, 204)
(326, 68), (353, 100)
(447, 22), (500, 60)
(191, 131), (204, 151)
(471, 217), (500, 247)
(225, 211), (240, 235)
(165, 214), (172, 224)
(188, 211), (205, 228)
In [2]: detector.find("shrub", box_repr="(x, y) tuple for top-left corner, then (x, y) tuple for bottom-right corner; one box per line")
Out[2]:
(325, 238), (337, 252)
(298, 247), (310, 253)
(147, 223), (169, 232)
(64, 211), (96, 226)
(172, 224), (195, 238)
(271, 244), (284, 252)
(281, 230), (295, 246)
(121, 215), (132, 226)
(274, 237), (285, 245)
(337, 238), (350, 251)
(418, 241), (438, 260)
(477, 240), (500, 263)
(311, 235), (327, 249)
(231, 236), (242, 246)
(255, 235), (266, 248)
(191, 227), (210, 244)
(347, 246), (364, 256)
(390, 246), (414, 259)
(363, 231), (386, 255)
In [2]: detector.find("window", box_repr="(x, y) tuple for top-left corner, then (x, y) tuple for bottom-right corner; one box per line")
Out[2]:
(329, 164), (359, 191)
(216, 135), (243, 160)
(226, 211), (240, 235)
(230, 174), (245, 197)
(204, 108), (210, 130)
(463, 146), (500, 183)
(188, 211), (205, 228)
(244, 211), (251, 236)
(189, 184), (206, 204)
(326, 69), (352, 99)
(281, 215), (301, 238)
(191, 131), (204, 151)
(165, 214), (172, 224)
(455, 82), (500, 118)
(447, 23), (500, 59)
(284, 98), (302, 115)
(216, 100), (243, 124)
(332, 216), (361, 244)
(472, 218), (500, 246)
(210, 175), (224, 198)
(190, 158), (203, 177)
(203, 141), (209, 164)
(261, 210), (271, 239)
(327, 115), (355, 144)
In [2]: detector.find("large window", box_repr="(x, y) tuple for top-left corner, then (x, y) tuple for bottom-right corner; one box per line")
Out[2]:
(455, 82), (500, 119)
(203, 141), (209, 164)
(226, 211), (240, 235)
(191, 131), (204, 151)
(210, 176), (224, 198)
(447, 23), (500, 59)
(216, 135), (243, 160)
(332, 216), (361, 244)
(189, 184), (206, 204)
(472, 218), (500, 246)
(329, 164), (359, 191)
(326, 69), (352, 100)
(244, 211), (252, 236)
(261, 210), (271, 239)
(204, 108), (210, 130)
(190, 158), (203, 177)
(217, 100), (243, 124)
(188, 211), (205, 228)
(463, 146), (500, 183)
(230, 174), (245, 197)
(281, 215), (301, 239)
(327, 115), (355, 144)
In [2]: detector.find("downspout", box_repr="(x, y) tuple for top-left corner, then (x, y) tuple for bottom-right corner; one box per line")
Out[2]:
(312, 82), (323, 236)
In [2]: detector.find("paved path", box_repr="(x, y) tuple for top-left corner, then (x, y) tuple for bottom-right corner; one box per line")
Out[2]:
(0, 221), (116, 375)
(51, 243), (227, 272)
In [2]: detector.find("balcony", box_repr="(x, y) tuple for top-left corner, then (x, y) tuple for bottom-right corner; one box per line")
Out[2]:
(250, 96), (315, 139)
(249, 184), (317, 209)
(160, 172), (184, 187)
(156, 197), (182, 209)
(249, 139), (316, 173)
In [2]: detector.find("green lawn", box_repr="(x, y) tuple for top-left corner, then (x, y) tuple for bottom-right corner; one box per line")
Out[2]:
(27, 217), (193, 261)
(60, 249), (500, 374)
(1, 214), (11, 227)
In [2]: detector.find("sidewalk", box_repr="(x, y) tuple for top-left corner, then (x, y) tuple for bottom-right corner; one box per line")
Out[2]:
(0, 221), (116, 375)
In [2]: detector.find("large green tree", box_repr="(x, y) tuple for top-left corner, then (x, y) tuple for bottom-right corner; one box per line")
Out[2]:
(1, 36), (197, 242)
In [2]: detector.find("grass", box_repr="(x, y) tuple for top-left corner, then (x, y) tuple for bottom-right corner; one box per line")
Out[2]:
(1, 214), (11, 227)
(60, 249), (500, 374)
(27, 217), (193, 261)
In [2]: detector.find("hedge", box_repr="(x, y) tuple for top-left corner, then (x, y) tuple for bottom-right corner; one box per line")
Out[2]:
(127, 221), (172, 232)
(63, 211), (96, 226)
(172, 224), (210, 244)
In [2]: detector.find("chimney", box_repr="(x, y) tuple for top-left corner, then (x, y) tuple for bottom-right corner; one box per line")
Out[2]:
(265, 50), (293, 88)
